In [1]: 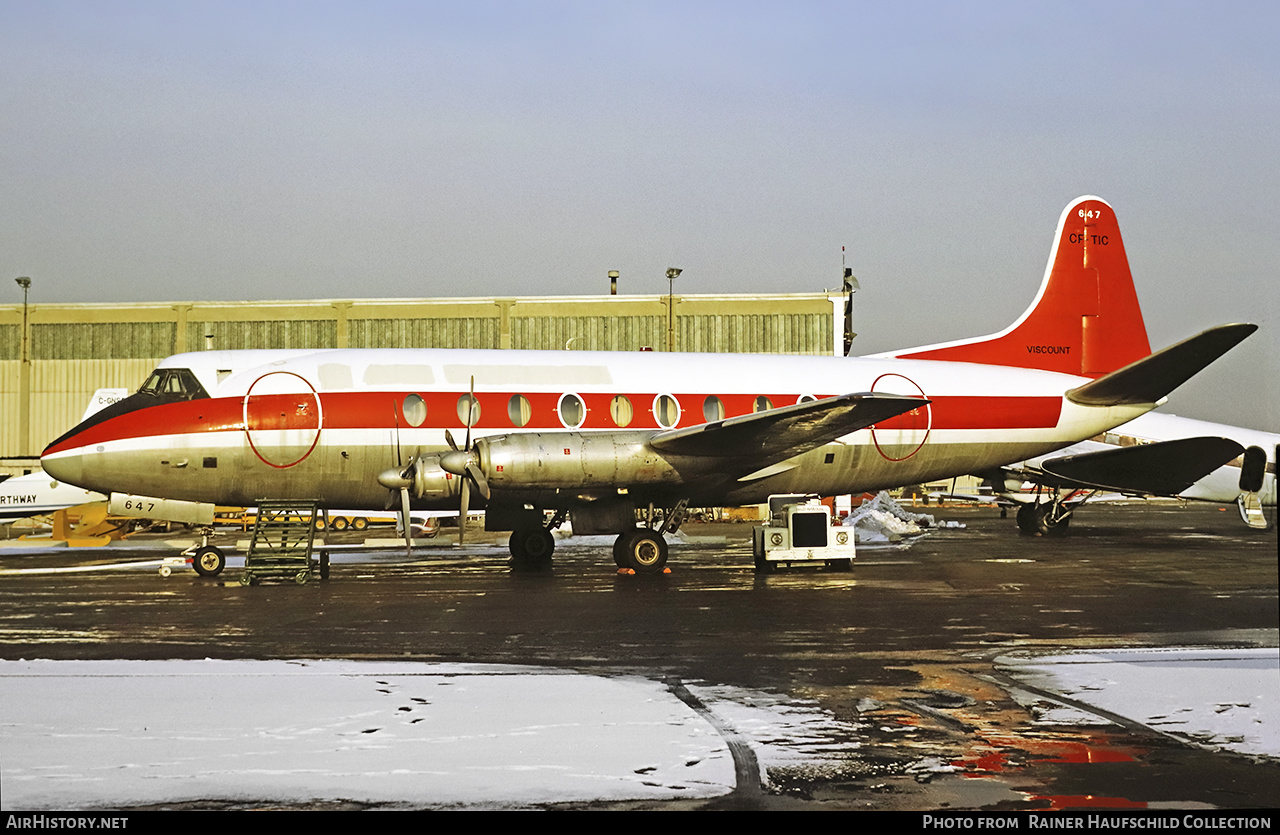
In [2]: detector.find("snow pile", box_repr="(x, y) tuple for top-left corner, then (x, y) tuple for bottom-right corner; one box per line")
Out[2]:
(842, 492), (938, 543)
(998, 647), (1279, 760)
(0, 659), (735, 810)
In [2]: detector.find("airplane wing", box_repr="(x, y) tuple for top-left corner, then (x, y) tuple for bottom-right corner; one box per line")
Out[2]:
(648, 392), (927, 460)
(1036, 436), (1245, 496)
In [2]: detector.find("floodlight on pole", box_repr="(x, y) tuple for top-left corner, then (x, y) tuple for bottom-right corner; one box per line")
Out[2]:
(14, 277), (31, 456)
(666, 268), (682, 351)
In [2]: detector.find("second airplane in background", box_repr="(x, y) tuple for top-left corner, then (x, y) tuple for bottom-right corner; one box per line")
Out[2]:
(41, 197), (1254, 573)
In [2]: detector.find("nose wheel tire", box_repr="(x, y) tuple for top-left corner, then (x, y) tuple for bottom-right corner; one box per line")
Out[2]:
(192, 546), (226, 577)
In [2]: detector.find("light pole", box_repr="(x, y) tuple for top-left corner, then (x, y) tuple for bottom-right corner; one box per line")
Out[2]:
(14, 277), (31, 457)
(666, 268), (681, 351)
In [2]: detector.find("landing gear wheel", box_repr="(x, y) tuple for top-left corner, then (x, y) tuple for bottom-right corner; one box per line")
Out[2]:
(1019, 503), (1070, 536)
(192, 546), (226, 577)
(1015, 503), (1039, 535)
(509, 527), (555, 571)
(1035, 504), (1071, 537)
(617, 529), (668, 574)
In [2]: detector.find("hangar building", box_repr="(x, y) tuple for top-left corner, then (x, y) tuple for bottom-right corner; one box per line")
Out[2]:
(1, 291), (847, 470)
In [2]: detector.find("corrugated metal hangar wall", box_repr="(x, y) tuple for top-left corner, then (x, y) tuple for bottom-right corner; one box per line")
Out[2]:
(1, 292), (843, 460)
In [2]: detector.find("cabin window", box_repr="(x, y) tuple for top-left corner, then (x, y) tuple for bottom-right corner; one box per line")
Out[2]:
(558, 393), (586, 429)
(610, 395), (633, 427)
(703, 396), (725, 422)
(797, 394), (817, 404)
(402, 394), (427, 427)
(456, 393), (481, 427)
(753, 395), (773, 413)
(508, 394), (531, 427)
(653, 394), (680, 428)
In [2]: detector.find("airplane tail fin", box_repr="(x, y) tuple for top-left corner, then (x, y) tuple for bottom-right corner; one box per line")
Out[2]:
(886, 196), (1151, 378)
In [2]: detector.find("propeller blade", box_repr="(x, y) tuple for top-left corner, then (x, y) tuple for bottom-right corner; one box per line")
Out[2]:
(463, 375), (475, 451)
(445, 428), (459, 451)
(465, 462), (491, 501)
(393, 405), (403, 466)
(399, 486), (413, 558)
(459, 477), (470, 545)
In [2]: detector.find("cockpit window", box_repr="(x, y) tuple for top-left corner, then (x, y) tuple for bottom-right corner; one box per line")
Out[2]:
(43, 366), (212, 453)
(138, 368), (209, 401)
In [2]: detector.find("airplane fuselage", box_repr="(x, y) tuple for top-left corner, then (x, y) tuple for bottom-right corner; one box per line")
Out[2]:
(42, 347), (1153, 513)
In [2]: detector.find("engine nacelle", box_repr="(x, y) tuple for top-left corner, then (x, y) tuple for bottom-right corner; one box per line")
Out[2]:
(407, 455), (464, 501)
(478, 432), (685, 490)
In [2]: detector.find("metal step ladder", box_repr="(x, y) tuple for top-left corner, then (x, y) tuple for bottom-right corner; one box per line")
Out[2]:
(240, 500), (328, 585)
(1237, 492), (1269, 530)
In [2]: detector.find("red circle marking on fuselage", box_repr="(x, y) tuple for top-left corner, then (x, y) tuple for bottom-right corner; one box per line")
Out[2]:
(243, 372), (323, 469)
(869, 373), (931, 461)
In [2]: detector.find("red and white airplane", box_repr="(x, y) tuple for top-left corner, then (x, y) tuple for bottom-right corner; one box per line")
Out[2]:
(40, 196), (1254, 573)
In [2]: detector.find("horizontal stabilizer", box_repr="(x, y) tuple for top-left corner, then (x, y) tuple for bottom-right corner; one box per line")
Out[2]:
(1066, 323), (1256, 407)
(1041, 436), (1245, 496)
(649, 392), (927, 461)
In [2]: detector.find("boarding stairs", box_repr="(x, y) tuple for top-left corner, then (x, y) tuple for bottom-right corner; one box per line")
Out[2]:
(240, 500), (328, 585)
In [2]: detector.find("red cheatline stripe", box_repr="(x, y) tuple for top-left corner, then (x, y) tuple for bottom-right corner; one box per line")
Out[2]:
(43, 391), (1063, 454)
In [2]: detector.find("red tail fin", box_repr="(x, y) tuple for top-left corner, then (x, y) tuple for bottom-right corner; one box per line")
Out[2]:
(888, 196), (1151, 378)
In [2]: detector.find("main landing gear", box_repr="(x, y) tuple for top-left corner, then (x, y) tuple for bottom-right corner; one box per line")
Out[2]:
(612, 500), (686, 575)
(612, 528), (669, 574)
(505, 502), (685, 575)
(509, 526), (556, 571)
(508, 509), (566, 572)
(1015, 489), (1093, 537)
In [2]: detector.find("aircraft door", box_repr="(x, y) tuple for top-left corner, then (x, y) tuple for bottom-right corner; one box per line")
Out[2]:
(1238, 446), (1266, 493)
(243, 372), (323, 468)
(868, 373), (931, 461)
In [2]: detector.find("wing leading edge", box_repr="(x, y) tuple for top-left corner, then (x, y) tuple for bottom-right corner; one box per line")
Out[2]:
(648, 392), (927, 462)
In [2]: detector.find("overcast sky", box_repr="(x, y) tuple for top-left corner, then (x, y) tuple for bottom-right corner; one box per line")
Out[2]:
(2, 1), (1275, 428)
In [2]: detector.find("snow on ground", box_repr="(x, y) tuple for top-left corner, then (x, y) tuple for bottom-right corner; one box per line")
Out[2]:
(0, 659), (737, 810)
(998, 647), (1280, 760)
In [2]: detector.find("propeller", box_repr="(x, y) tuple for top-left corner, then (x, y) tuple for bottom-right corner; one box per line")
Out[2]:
(376, 407), (417, 558)
(439, 377), (490, 544)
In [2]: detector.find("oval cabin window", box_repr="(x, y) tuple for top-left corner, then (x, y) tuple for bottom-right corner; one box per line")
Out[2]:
(402, 394), (427, 428)
(456, 393), (480, 427)
(653, 394), (681, 428)
(508, 394), (531, 427)
(610, 395), (633, 427)
(558, 393), (586, 429)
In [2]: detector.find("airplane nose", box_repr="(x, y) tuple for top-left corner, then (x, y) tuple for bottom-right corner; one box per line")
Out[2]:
(41, 447), (84, 488)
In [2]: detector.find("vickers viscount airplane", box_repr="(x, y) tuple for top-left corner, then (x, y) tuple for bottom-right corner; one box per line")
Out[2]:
(41, 197), (1254, 573)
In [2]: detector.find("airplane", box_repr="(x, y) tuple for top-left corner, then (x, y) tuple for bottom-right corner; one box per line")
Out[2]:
(40, 196), (1255, 575)
(979, 411), (1277, 535)
(0, 470), (106, 522)
(0, 389), (124, 523)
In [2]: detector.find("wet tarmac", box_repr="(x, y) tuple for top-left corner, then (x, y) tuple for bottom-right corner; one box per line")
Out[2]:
(1, 502), (1277, 811)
